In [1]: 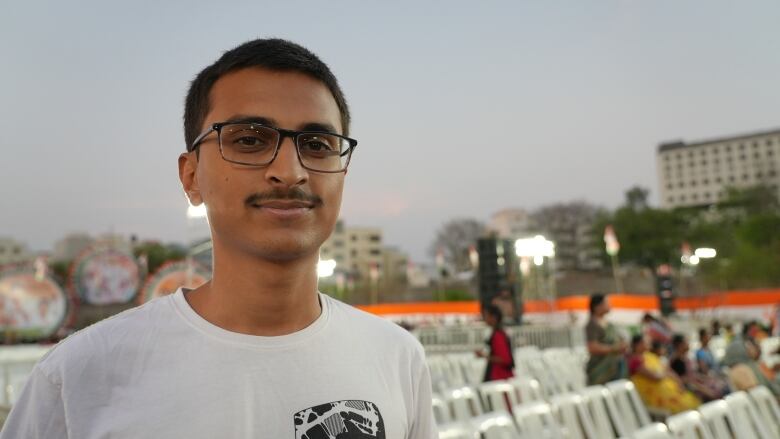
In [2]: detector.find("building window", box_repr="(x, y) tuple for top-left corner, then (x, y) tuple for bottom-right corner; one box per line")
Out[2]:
(729, 176), (735, 182)
(704, 192), (710, 200)
(678, 182), (685, 188)
(739, 143), (745, 150)
(769, 150), (775, 156)
(701, 160), (707, 166)
(369, 235), (380, 242)
(688, 151), (694, 157)
(664, 155), (670, 161)
(740, 154), (746, 161)
(692, 194), (699, 201)
(700, 149), (707, 155)
(726, 145), (732, 152)
(715, 177), (722, 183)
(680, 195), (687, 202)
(754, 152), (760, 159)
(767, 139), (774, 146)
(333, 240), (344, 247)
(351, 250), (358, 257)
(668, 197), (674, 203)
(369, 249), (381, 256)
(756, 172), (763, 178)
(703, 178), (709, 185)
(691, 180), (697, 187)
(689, 161), (695, 168)
(769, 170), (777, 177)
(351, 235), (357, 242)
(712, 148), (719, 154)
(666, 184), (673, 190)
(743, 174), (749, 181)
(752, 141), (758, 148)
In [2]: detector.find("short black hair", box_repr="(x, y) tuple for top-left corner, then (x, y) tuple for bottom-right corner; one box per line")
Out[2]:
(671, 333), (685, 349)
(589, 293), (606, 314)
(183, 38), (351, 150)
(698, 327), (708, 340)
(484, 304), (503, 321)
(631, 334), (644, 349)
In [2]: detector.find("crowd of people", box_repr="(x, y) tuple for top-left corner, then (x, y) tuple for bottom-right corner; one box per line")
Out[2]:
(585, 293), (780, 415)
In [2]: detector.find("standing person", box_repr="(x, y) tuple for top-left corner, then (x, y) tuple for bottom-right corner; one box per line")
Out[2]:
(477, 304), (515, 381)
(585, 293), (627, 385)
(2, 39), (437, 438)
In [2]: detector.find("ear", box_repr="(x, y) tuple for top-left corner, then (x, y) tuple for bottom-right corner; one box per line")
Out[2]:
(178, 152), (203, 205)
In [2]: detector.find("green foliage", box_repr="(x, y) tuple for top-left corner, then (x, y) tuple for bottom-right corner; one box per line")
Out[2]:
(132, 242), (186, 275)
(593, 184), (780, 289)
(439, 289), (474, 301)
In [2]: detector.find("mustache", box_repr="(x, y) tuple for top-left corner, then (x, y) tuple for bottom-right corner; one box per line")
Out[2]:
(245, 188), (323, 206)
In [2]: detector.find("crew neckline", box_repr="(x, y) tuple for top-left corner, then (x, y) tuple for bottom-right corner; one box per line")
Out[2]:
(170, 288), (331, 349)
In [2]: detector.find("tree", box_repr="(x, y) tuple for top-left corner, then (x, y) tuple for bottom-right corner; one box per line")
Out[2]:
(429, 218), (486, 273)
(592, 187), (686, 270)
(530, 201), (606, 271)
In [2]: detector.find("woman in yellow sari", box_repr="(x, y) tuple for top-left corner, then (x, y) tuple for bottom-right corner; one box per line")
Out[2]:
(628, 335), (701, 414)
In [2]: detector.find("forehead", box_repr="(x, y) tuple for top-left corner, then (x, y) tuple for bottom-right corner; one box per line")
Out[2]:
(205, 67), (342, 132)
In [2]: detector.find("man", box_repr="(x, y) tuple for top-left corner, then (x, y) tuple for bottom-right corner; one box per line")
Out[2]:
(584, 292), (627, 385)
(2, 39), (436, 438)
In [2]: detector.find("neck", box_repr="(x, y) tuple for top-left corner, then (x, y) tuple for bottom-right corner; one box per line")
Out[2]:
(185, 238), (322, 336)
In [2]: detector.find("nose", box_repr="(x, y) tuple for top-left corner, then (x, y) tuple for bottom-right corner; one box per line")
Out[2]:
(265, 137), (308, 187)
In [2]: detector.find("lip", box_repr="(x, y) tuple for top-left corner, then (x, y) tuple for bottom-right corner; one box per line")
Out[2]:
(249, 200), (314, 220)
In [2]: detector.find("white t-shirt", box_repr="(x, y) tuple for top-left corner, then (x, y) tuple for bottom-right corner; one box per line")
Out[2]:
(1, 290), (437, 438)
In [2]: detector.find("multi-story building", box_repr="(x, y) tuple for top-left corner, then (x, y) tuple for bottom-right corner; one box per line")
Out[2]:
(488, 208), (535, 239)
(0, 238), (32, 266)
(319, 220), (384, 281)
(657, 128), (780, 209)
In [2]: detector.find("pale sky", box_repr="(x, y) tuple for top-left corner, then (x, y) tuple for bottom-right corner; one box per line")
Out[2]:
(2, 0), (779, 261)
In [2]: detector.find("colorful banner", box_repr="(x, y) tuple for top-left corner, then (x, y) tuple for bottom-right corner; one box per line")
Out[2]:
(0, 266), (69, 339)
(139, 260), (209, 304)
(71, 246), (140, 305)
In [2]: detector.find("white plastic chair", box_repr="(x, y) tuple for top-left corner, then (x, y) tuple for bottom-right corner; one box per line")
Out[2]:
(698, 400), (735, 439)
(633, 422), (674, 439)
(478, 380), (520, 413)
(748, 385), (780, 437)
(724, 391), (773, 439)
(438, 421), (478, 439)
(470, 412), (521, 439)
(550, 392), (598, 439)
(433, 394), (452, 424)
(666, 410), (715, 439)
(509, 377), (543, 403)
(445, 386), (484, 421)
(512, 401), (564, 439)
(606, 379), (652, 434)
(580, 385), (619, 439)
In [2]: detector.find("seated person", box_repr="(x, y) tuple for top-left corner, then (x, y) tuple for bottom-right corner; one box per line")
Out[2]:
(670, 334), (728, 401)
(696, 328), (719, 374)
(723, 323), (780, 396)
(628, 335), (701, 414)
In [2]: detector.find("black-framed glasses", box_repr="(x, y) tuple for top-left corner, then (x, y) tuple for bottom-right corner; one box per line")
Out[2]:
(189, 122), (358, 173)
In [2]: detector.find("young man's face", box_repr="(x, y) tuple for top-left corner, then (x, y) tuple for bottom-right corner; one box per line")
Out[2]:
(180, 68), (345, 262)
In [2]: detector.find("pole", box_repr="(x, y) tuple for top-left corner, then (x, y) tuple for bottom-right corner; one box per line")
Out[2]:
(610, 254), (624, 293)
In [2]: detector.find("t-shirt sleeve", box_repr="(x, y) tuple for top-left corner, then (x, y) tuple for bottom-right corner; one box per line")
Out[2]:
(0, 366), (68, 438)
(585, 321), (602, 342)
(407, 347), (438, 439)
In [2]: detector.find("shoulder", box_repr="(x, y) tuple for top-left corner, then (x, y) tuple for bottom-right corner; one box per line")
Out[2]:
(323, 294), (425, 354)
(36, 295), (175, 382)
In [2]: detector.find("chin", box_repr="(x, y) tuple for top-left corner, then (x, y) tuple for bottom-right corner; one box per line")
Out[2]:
(242, 232), (322, 262)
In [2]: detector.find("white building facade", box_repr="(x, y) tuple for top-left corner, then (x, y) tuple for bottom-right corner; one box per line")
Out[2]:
(657, 128), (780, 209)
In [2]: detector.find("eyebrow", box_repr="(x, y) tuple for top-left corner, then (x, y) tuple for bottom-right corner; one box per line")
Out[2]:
(222, 114), (340, 134)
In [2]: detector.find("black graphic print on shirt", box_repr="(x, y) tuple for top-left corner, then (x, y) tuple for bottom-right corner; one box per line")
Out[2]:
(294, 400), (386, 439)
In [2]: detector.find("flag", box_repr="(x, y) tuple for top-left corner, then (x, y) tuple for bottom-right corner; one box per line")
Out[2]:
(604, 225), (620, 256)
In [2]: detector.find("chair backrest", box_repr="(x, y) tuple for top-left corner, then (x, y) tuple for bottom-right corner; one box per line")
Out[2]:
(433, 394), (452, 424)
(445, 386), (484, 421)
(724, 391), (774, 439)
(513, 401), (563, 439)
(509, 377), (543, 403)
(438, 421), (478, 439)
(698, 400), (735, 439)
(470, 412), (520, 439)
(550, 392), (598, 439)
(633, 423), (674, 439)
(477, 380), (520, 413)
(748, 385), (780, 437)
(666, 410), (715, 439)
(580, 385), (618, 439)
(605, 379), (652, 433)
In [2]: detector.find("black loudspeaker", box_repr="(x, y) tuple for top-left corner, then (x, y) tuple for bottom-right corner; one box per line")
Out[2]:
(656, 273), (676, 316)
(477, 238), (522, 323)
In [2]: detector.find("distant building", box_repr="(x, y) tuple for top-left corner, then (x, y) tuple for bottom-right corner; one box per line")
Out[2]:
(320, 220), (383, 281)
(530, 203), (604, 272)
(489, 208), (535, 239)
(657, 127), (780, 209)
(52, 233), (95, 262)
(381, 246), (408, 288)
(0, 237), (32, 266)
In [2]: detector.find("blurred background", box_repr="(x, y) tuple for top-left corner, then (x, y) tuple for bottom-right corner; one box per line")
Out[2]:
(1, 0), (779, 336)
